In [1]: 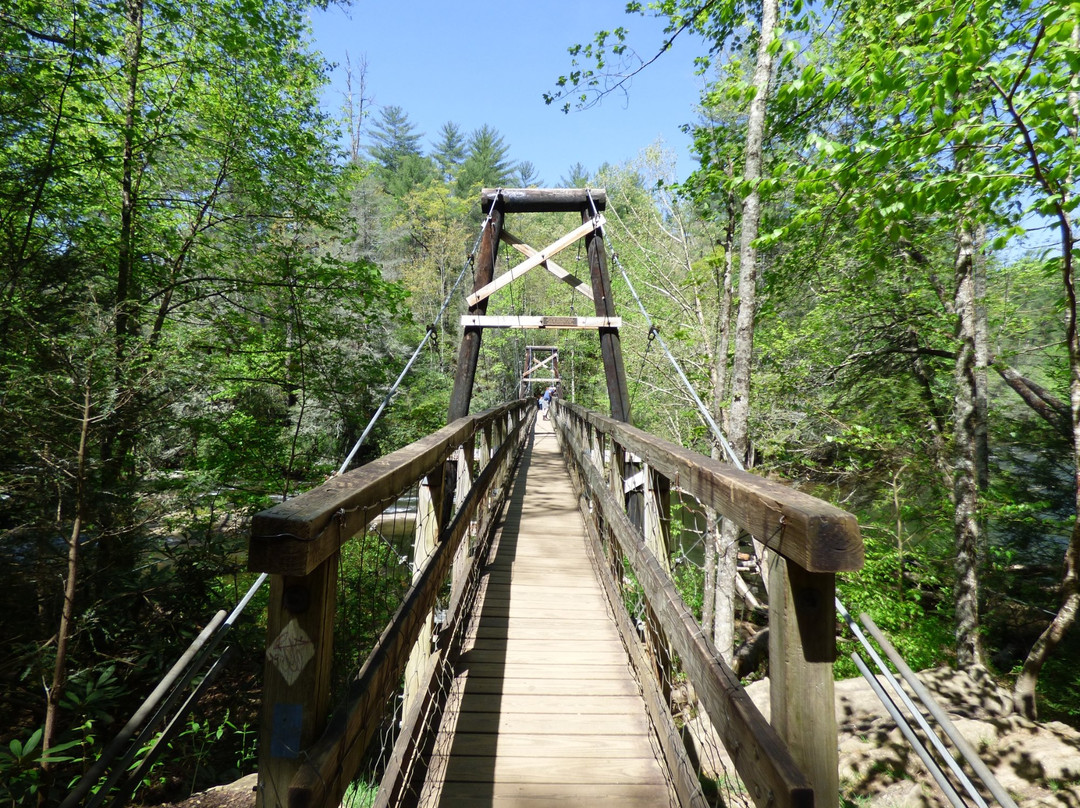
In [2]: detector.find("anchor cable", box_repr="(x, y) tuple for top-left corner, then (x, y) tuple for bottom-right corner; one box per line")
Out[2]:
(336, 196), (501, 475)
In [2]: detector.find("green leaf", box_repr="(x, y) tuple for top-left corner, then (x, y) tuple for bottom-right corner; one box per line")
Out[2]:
(22, 728), (42, 757)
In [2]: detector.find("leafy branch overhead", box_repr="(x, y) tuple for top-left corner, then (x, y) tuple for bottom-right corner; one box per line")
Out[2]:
(544, 0), (730, 113)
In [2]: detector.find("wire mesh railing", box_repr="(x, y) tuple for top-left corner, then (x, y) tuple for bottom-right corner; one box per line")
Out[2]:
(247, 400), (533, 808)
(551, 399), (865, 808)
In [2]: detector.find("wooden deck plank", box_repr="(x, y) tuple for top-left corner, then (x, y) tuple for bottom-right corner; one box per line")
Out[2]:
(458, 648), (629, 665)
(449, 694), (648, 715)
(431, 782), (671, 806)
(437, 755), (668, 784)
(419, 416), (674, 807)
(456, 662), (634, 681)
(442, 732), (653, 757)
(444, 709), (653, 736)
(469, 624), (620, 641)
(453, 676), (639, 697)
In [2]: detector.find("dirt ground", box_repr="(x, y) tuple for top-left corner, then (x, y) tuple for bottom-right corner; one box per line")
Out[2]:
(688, 666), (1080, 807)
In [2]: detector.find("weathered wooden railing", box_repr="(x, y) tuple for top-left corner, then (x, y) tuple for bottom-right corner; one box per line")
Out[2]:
(552, 400), (863, 808)
(247, 400), (533, 808)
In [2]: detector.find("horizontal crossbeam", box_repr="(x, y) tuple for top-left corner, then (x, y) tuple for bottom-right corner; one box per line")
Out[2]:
(460, 315), (621, 329)
(481, 187), (607, 213)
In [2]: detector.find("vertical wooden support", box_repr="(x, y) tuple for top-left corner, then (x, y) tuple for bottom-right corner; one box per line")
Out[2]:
(768, 554), (839, 808)
(256, 559), (338, 808)
(449, 197), (504, 421)
(494, 410), (507, 452)
(609, 440), (625, 502)
(480, 423), (494, 511)
(481, 422), (492, 462)
(643, 464), (671, 573)
(403, 469), (444, 712)
(642, 464), (673, 700)
(450, 446), (473, 609)
(582, 206), (631, 423)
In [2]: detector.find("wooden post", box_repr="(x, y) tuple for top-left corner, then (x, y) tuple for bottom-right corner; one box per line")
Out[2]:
(449, 197), (504, 421)
(609, 440), (624, 501)
(768, 554), (839, 808)
(643, 464), (671, 573)
(641, 465), (672, 700)
(582, 206), (631, 423)
(450, 447), (473, 609)
(255, 559), (338, 808)
(403, 469), (445, 712)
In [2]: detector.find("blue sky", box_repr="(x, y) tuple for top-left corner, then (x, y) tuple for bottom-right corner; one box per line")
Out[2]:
(307, 2), (709, 184)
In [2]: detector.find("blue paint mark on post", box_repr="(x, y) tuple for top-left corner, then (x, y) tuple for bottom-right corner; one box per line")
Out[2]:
(271, 703), (303, 758)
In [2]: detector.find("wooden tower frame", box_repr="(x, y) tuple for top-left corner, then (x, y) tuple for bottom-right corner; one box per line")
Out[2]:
(448, 188), (631, 423)
(520, 345), (560, 399)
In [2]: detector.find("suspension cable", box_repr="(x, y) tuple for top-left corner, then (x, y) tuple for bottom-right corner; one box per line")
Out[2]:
(607, 247), (743, 470)
(628, 325), (657, 415)
(600, 194), (993, 808)
(336, 198), (500, 475)
(63, 201), (503, 808)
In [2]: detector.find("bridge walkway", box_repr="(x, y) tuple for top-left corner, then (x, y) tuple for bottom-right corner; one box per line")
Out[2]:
(416, 414), (675, 807)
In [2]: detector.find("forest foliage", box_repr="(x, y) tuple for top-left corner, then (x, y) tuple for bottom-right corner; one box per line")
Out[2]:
(2, 0), (1080, 804)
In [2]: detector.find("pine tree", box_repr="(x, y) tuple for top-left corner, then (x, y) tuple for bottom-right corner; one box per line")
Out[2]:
(455, 124), (515, 196)
(432, 121), (466, 183)
(368, 104), (424, 172)
(560, 162), (590, 188)
(515, 160), (541, 187)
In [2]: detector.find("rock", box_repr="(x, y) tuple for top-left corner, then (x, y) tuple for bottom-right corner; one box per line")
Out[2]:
(154, 773), (256, 808)
(681, 667), (1080, 807)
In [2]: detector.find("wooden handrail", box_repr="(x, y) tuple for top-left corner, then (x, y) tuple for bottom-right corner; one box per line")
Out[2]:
(249, 402), (524, 576)
(557, 401), (862, 573)
(553, 400), (864, 808)
(288, 409), (531, 808)
(250, 401), (533, 808)
(558, 419), (814, 808)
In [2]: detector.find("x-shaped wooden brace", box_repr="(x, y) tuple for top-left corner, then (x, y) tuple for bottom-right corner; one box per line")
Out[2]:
(465, 215), (605, 307)
(522, 350), (558, 380)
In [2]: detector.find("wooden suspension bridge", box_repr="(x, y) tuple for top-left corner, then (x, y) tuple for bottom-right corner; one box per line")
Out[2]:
(247, 189), (864, 808)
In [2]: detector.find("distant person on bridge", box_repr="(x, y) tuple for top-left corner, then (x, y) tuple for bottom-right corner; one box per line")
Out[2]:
(541, 386), (555, 420)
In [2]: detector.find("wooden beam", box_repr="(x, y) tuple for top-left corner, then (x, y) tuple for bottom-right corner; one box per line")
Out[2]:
(465, 216), (605, 307)
(583, 208), (631, 422)
(559, 424), (813, 808)
(481, 187), (607, 213)
(248, 404), (526, 577)
(523, 351), (557, 376)
(450, 199), (504, 420)
(460, 315), (621, 329)
(770, 556), (839, 808)
(500, 229), (594, 300)
(560, 402), (863, 574)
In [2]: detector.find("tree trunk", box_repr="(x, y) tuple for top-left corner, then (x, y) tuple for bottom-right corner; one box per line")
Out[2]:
(702, 509), (718, 636)
(1013, 19), (1080, 717)
(723, 0), (779, 632)
(97, 0), (144, 578)
(727, 0), (779, 469)
(974, 223), (990, 493)
(715, 173), (738, 434)
(115, 0), (143, 366)
(712, 518), (739, 663)
(703, 178), (738, 642)
(952, 221), (985, 669)
(41, 381), (93, 794)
